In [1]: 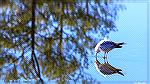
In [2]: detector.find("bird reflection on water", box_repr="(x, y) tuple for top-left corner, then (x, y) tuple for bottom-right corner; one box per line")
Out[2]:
(94, 59), (124, 77)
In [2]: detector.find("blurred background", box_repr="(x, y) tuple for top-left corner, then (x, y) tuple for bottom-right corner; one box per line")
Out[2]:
(0, 0), (149, 83)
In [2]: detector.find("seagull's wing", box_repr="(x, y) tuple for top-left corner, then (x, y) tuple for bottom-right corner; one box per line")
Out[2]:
(100, 41), (116, 51)
(106, 62), (122, 71)
(95, 40), (105, 52)
(96, 62), (115, 75)
(94, 62), (107, 77)
(105, 63), (124, 76)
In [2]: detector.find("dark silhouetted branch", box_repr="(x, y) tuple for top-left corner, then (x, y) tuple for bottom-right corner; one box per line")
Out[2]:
(31, 0), (43, 83)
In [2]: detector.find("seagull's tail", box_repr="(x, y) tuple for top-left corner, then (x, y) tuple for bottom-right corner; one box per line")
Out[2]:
(117, 71), (124, 76)
(116, 68), (122, 71)
(115, 42), (126, 48)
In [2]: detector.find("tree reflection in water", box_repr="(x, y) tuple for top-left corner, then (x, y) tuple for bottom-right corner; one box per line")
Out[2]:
(0, 0), (125, 82)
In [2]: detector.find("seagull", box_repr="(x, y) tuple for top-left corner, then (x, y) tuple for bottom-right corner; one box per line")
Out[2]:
(95, 38), (125, 62)
(94, 59), (124, 77)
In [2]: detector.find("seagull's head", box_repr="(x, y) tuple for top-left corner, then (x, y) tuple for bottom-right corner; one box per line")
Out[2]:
(95, 50), (100, 55)
(95, 43), (101, 55)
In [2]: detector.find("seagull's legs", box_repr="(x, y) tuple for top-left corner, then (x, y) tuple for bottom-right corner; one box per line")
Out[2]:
(103, 52), (106, 63)
(103, 52), (108, 63)
(105, 52), (108, 63)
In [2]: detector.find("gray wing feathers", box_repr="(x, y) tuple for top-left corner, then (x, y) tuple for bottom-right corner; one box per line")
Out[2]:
(100, 41), (115, 51)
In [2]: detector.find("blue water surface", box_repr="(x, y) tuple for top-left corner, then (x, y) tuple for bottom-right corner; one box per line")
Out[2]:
(86, 2), (149, 84)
